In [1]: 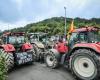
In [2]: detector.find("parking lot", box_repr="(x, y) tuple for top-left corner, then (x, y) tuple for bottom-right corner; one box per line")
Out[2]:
(8, 63), (75, 80)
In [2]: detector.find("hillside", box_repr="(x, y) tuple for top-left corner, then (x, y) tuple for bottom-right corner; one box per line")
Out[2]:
(9, 17), (100, 35)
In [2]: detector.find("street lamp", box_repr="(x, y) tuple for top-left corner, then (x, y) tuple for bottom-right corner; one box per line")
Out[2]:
(64, 7), (67, 41)
(8, 24), (9, 32)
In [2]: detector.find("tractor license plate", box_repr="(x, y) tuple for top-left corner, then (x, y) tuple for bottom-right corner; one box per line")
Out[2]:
(15, 52), (33, 65)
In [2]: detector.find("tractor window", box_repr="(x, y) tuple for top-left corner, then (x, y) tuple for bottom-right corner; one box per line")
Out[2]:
(17, 36), (25, 43)
(39, 35), (47, 43)
(79, 32), (88, 43)
(30, 35), (39, 41)
(68, 32), (78, 49)
(3, 37), (7, 44)
(89, 31), (100, 42)
(69, 33), (78, 42)
(8, 36), (16, 44)
(8, 36), (25, 44)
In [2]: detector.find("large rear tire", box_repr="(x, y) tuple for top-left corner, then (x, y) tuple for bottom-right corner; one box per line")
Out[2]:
(31, 48), (37, 61)
(45, 49), (60, 69)
(70, 49), (100, 80)
(0, 55), (7, 80)
(33, 44), (40, 61)
(32, 44), (41, 61)
(0, 49), (14, 70)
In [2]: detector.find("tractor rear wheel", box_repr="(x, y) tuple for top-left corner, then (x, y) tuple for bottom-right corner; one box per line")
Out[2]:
(0, 49), (14, 70)
(70, 49), (100, 80)
(32, 44), (41, 61)
(31, 48), (36, 61)
(45, 49), (60, 69)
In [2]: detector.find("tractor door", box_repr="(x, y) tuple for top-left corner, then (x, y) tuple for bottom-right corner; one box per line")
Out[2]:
(68, 32), (88, 49)
(68, 32), (78, 49)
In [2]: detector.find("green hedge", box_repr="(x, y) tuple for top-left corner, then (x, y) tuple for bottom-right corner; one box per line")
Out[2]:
(0, 56), (7, 80)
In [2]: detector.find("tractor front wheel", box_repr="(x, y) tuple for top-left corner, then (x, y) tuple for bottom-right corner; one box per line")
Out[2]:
(45, 49), (60, 69)
(70, 49), (100, 80)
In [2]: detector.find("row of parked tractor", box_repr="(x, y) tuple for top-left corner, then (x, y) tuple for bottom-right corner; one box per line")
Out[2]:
(0, 26), (100, 80)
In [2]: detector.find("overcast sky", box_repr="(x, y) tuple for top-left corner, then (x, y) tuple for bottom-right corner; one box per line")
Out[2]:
(0, 0), (100, 31)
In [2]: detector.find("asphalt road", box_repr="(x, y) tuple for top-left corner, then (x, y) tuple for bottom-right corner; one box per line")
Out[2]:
(8, 63), (75, 80)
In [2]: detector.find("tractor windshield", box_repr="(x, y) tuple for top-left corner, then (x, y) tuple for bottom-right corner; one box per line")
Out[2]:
(30, 33), (47, 43)
(30, 35), (39, 42)
(89, 30), (100, 42)
(8, 36), (25, 44)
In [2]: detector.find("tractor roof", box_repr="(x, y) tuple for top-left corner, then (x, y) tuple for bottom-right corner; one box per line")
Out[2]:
(3, 32), (25, 36)
(29, 32), (47, 35)
(72, 27), (100, 33)
(28, 32), (47, 36)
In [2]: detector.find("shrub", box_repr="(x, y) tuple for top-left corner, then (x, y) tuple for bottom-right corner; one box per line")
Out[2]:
(0, 55), (7, 80)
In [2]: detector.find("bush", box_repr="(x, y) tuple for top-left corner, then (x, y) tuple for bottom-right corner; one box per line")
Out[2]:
(0, 55), (7, 80)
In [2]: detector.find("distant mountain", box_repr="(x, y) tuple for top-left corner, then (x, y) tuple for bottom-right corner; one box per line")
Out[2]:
(8, 17), (100, 35)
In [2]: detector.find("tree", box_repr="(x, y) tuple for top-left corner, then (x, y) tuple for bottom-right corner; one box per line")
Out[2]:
(6, 17), (100, 36)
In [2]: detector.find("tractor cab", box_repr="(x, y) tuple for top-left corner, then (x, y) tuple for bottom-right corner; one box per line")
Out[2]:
(3, 32), (25, 45)
(28, 32), (48, 44)
(2, 32), (27, 51)
(28, 32), (50, 49)
(68, 27), (100, 49)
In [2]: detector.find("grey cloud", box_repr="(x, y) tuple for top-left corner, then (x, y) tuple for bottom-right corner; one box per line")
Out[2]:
(0, 0), (21, 23)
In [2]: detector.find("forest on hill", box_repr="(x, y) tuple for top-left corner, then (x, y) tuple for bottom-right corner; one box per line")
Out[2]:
(5, 17), (100, 35)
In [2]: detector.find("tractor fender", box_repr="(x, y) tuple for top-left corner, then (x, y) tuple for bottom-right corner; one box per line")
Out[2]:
(22, 43), (33, 50)
(70, 43), (100, 54)
(32, 42), (45, 49)
(48, 49), (61, 60)
(0, 44), (15, 52)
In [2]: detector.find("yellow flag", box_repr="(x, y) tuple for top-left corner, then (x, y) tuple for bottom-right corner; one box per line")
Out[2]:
(67, 20), (75, 39)
(69, 20), (75, 33)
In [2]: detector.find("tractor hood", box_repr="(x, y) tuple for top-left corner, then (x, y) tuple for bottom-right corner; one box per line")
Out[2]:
(33, 41), (45, 48)
(74, 43), (100, 53)
(22, 43), (33, 51)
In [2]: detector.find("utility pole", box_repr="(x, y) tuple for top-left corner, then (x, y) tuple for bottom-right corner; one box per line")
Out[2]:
(64, 7), (67, 41)
(8, 24), (9, 32)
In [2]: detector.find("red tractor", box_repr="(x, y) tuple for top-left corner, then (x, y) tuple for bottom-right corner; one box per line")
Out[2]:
(45, 27), (100, 80)
(0, 32), (35, 70)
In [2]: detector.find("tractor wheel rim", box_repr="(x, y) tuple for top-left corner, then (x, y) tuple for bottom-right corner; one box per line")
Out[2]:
(74, 56), (96, 78)
(46, 55), (54, 66)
